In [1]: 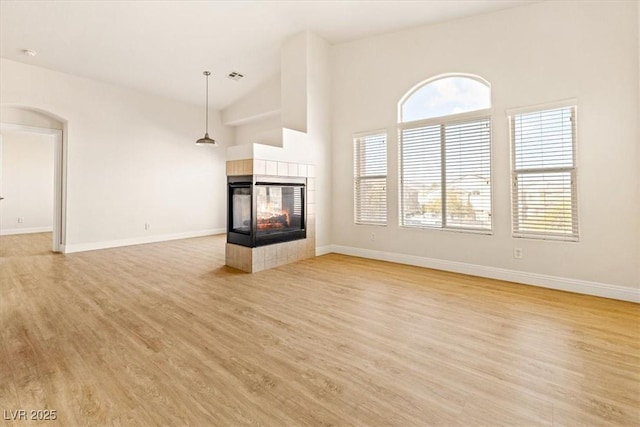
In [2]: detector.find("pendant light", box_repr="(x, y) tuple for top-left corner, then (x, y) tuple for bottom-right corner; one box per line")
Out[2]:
(196, 71), (217, 145)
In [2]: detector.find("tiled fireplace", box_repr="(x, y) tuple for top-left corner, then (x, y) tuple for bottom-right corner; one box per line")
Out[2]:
(225, 159), (315, 272)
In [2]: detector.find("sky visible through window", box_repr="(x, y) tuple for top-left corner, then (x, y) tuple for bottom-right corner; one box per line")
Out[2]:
(401, 77), (490, 123)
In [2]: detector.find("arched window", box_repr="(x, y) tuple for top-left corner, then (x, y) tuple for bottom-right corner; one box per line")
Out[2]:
(400, 75), (491, 122)
(398, 75), (492, 232)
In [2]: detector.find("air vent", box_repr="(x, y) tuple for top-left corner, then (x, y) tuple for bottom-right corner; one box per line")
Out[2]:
(227, 71), (244, 81)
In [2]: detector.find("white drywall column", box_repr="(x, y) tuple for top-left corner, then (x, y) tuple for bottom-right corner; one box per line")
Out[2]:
(225, 31), (332, 247)
(281, 33), (308, 133)
(305, 32), (332, 249)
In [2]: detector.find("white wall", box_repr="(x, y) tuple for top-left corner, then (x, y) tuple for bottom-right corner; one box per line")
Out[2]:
(0, 131), (54, 234)
(1, 107), (63, 130)
(0, 58), (232, 252)
(222, 75), (283, 147)
(221, 75), (281, 126)
(233, 114), (282, 146)
(330, 1), (639, 296)
(281, 34), (308, 133)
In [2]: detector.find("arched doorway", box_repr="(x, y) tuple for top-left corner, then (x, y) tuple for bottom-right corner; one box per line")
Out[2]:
(0, 106), (67, 252)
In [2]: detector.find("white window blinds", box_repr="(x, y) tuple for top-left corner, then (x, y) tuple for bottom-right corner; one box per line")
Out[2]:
(354, 132), (387, 225)
(400, 116), (492, 231)
(510, 105), (578, 241)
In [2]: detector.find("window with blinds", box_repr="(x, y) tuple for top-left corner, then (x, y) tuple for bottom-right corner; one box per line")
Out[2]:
(510, 105), (578, 241)
(354, 132), (387, 225)
(400, 117), (492, 231)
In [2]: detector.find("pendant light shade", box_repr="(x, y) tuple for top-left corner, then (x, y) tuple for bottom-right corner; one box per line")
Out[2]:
(196, 71), (217, 145)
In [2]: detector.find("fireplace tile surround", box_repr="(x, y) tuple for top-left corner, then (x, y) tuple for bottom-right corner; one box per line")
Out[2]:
(225, 159), (316, 273)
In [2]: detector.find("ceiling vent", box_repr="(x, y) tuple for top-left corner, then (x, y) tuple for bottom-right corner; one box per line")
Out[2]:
(227, 71), (244, 81)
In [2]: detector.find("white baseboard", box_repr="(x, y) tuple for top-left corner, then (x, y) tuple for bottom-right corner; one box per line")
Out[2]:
(0, 226), (53, 236)
(326, 245), (639, 303)
(64, 228), (226, 254)
(315, 245), (333, 256)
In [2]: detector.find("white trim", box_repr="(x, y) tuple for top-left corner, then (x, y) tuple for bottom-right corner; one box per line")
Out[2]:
(52, 128), (64, 252)
(0, 123), (60, 135)
(325, 245), (639, 303)
(64, 228), (226, 254)
(1, 226), (53, 236)
(399, 224), (492, 235)
(315, 245), (332, 256)
(398, 109), (491, 129)
(505, 98), (578, 117)
(352, 128), (389, 139)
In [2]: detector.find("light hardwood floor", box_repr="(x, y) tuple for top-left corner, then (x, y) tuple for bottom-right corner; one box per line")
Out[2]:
(1, 232), (638, 426)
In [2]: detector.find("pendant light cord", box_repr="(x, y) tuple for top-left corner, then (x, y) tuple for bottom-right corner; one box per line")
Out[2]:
(205, 72), (209, 134)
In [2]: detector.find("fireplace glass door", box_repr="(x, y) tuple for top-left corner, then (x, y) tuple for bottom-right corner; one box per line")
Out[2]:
(230, 186), (251, 234)
(255, 184), (304, 237)
(228, 176), (306, 248)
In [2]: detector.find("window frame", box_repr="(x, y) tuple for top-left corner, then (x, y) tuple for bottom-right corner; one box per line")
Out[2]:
(353, 130), (388, 226)
(508, 100), (579, 242)
(398, 74), (491, 123)
(399, 108), (493, 234)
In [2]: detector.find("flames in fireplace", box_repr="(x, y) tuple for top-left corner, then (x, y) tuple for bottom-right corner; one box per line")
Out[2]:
(256, 186), (292, 231)
(228, 176), (306, 247)
(257, 208), (290, 230)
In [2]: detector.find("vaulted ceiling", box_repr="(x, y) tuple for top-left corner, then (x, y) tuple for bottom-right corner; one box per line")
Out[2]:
(1, 0), (534, 110)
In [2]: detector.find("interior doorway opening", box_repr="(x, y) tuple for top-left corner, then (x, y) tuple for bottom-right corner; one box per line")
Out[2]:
(0, 106), (67, 253)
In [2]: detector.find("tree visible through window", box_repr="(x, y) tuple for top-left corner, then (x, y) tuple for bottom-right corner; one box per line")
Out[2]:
(399, 75), (492, 232)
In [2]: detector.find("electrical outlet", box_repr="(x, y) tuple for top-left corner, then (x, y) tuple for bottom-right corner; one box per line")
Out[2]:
(144, 223), (150, 231)
(513, 247), (523, 259)
(370, 232), (376, 242)
(17, 217), (24, 224)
